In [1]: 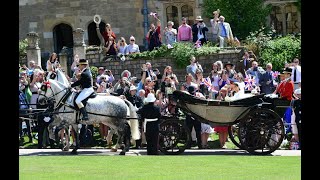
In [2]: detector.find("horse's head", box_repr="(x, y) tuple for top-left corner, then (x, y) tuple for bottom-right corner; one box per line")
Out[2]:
(46, 68), (70, 87)
(38, 80), (55, 105)
(38, 79), (67, 107)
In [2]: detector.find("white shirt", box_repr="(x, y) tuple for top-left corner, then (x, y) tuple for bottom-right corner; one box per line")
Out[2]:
(125, 44), (140, 54)
(210, 19), (219, 34)
(291, 65), (301, 83)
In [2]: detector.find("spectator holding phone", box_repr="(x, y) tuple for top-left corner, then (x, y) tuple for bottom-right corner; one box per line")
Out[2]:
(161, 66), (178, 86)
(164, 21), (177, 46)
(146, 17), (162, 51)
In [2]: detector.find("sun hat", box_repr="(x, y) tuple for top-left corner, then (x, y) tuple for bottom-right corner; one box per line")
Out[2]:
(129, 85), (137, 91)
(195, 16), (203, 21)
(121, 70), (131, 78)
(78, 59), (88, 65)
(145, 93), (156, 103)
(225, 61), (234, 67)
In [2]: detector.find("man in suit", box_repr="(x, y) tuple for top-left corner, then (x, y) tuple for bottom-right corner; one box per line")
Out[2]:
(192, 16), (209, 45)
(259, 63), (276, 94)
(71, 59), (94, 121)
(217, 16), (234, 48)
(291, 58), (301, 90)
(236, 51), (252, 76)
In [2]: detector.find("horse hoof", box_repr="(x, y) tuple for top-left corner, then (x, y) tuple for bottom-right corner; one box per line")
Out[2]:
(62, 147), (70, 151)
(110, 148), (117, 152)
(119, 151), (126, 155)
(70, 150), (78, 155)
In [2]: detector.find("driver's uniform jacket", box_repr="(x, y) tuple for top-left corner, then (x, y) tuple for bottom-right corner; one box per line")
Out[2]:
(71, 68), (94, 105)
(71, 68), (92, 89)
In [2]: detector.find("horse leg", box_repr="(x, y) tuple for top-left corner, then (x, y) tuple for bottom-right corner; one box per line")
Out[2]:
(62, 127), (70, 151)
(106, 128), (114, 147)
(110, 128), (121, 152)
(71, 124), (80, 155)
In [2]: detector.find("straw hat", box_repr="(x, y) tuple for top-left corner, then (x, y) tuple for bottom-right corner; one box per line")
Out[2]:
(78, 59), (88, 65)
(195, 16), (203, 21)
(121, 70), (131, 78)
(145, 93), (156, 103)
(129, 85), (137, 91)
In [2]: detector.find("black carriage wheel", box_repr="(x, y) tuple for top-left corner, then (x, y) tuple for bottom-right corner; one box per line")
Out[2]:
(228, 122), (244, 150)
(159, 119), (191, 155)
(238, 108), (285, 155)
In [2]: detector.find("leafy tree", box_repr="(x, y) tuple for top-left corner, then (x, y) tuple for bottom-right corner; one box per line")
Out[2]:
(259, 35), (301, 71)
(19, 38), (28, 60)
(202, 0), (272, 40)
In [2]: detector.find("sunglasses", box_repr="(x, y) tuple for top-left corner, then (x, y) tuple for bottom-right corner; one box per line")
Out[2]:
(130, 39), (135, 41)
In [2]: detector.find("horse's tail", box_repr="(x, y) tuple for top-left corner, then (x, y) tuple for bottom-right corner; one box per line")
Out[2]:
(123, 99), (140, 140)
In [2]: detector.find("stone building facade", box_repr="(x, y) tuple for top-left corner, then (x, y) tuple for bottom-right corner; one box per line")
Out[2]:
(19, 0), (300, 63)
(20, 0), (203, 54)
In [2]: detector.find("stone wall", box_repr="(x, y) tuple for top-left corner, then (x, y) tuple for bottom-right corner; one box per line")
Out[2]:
(87, 47), (245, 83)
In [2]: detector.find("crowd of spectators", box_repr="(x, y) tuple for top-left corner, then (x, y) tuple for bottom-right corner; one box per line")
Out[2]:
(19, 10), (301, 152)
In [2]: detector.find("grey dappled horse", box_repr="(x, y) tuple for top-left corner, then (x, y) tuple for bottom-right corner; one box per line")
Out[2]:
(40, 71), (139, 155)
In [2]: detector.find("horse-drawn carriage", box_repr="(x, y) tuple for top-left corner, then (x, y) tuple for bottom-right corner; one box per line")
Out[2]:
(158, 90), (289, 155)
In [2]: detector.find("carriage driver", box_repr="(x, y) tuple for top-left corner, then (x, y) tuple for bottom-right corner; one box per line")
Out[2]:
(71, 59), (94, 121)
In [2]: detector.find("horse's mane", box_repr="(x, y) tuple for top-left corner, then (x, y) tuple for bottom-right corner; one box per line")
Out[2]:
(48, 78), (68, 90)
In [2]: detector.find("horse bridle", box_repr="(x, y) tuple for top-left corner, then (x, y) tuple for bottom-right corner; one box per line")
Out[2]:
(38, 80), (70, 111)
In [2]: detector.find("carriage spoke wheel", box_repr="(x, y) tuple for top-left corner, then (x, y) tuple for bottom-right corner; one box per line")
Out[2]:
(228, 122), (244, 150)
(238, 108), (285, 155)
(159, 119), (190, 155)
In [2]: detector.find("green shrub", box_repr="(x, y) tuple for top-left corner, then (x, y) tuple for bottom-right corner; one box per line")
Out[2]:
(129, 42), (220, 68)
(243, 26), (275, 56)
(259, 35), (301, 71)
(86, 45), (101, 53)
(90, 66), (98, 79)
(19, 38), (28, 60)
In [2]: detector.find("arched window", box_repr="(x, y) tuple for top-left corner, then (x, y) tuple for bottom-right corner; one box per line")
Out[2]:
(87, 21), (106, 46)
(166, 6), (179, 29)
(53, 23), (74, 53)
(181, 5), (194, 25)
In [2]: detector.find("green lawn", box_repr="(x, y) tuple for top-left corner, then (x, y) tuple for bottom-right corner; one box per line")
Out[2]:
(19, 130), (252, 150)
(20, 156), (300, 180)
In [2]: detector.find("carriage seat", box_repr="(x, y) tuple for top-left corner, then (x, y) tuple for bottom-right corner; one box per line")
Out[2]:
(172, 90), (265, 107)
